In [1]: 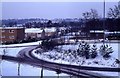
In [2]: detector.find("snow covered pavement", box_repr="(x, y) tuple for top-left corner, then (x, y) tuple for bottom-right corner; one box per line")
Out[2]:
(0, 41), (68, 76)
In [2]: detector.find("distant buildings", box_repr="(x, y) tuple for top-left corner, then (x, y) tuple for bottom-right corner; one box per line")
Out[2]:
(0, 27), (25, 43)
(25, 27), (57, 39)
(0, 27), (57, 44)
(90, 30), (104, 39)
(0, 25), (119, 44)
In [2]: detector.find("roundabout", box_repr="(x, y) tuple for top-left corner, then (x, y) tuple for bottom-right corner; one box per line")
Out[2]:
(1, 40), (120, 77)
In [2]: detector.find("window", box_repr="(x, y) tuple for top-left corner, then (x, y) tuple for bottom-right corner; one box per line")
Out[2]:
(2, 30), (5, 32)
(1, 41), (3, 43)
(9, 30), (14, 33)
(1, 36), (5, 38)
(9, 36), (14, 39)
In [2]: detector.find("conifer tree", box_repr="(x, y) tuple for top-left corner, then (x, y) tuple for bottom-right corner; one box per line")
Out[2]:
(99, 44), (113, 58)
(90, 44), (97, 58)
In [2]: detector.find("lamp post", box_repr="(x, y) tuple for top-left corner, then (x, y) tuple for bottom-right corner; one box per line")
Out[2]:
(0, 57), (2, 77)
(40, 67), (43, 78)
(40, 51), (43, 78)
(18, 63), (20, 76)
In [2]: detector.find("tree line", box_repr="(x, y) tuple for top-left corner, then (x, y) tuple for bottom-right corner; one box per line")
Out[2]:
(2, 2), (120, 32)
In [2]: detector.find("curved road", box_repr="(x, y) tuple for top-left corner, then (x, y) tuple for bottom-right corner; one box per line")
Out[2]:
(1, 45), (120, 78)
(17, 45), (99, 78)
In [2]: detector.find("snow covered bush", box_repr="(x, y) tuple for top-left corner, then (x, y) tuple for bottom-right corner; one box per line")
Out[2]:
(78, 41), (90, 59)
(32, 40), (119, 67)
(90, 44), (97, 58)
(99, 44), (113, 58)
(41, 39), (57, 50)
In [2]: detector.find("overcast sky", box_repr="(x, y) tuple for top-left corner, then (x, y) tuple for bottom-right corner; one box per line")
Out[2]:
(2, 2), (119, 19)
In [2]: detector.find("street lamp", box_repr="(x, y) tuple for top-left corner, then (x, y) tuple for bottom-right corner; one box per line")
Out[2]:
(18, 63), (20, 76)
(0, 56), (2, 77)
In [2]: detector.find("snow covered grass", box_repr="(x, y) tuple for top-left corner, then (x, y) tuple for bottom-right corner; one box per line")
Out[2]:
(0, 41), (42, 56)
(32, 43), (119, 68)
(90, 71), (119, 76)
(1, 60), (67, 76)
(0, 41), (42, 48)
(32, 42), (120, 76)
(0, 41), (68, 76)
(0, 47), (26, 56)
(0, 41), (119, 76)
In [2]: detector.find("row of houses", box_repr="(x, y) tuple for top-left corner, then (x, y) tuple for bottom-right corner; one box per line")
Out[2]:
(0, 27), (25, 43)
(0, 27), (57, 44)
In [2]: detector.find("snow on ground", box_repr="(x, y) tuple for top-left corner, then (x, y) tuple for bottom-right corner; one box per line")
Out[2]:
(33, 43), (119, 67)
(0, 47), (26, 56)
(91, 71), (119, 76)
(0, 42), (68, 76)
(0, 41), (42, 56)
(0, 41), (42, 48)
(32, 42), (120, 76)
(0, 41), (119, 76)
(1, 60), (67, 76)
(1, 61), (18, 76)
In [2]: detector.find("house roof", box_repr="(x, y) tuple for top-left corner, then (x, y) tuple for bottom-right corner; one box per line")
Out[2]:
(25, 27), (56, 33)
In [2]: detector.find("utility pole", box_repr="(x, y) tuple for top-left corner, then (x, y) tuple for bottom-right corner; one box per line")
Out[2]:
(103, 0), (106, 45)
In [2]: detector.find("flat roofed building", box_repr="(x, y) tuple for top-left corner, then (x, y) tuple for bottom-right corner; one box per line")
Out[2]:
(25, 27), (56, 39)
(0, 27), (25, 43)
(90, 30), (104, 39)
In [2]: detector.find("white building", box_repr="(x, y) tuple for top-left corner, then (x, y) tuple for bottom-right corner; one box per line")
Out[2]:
(25, 27), (56, 39)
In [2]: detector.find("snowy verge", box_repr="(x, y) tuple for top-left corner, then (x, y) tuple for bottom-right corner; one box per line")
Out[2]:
(32, 48), (119, 76)
(32, 48), (119, 68)
(0, 41), (42, 48)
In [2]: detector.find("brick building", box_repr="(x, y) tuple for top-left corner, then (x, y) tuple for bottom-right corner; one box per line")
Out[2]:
(0, 27), (25, 43)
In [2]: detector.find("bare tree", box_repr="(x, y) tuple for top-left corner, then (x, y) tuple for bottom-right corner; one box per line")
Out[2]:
(83, 12), (91, 19)
(90, 9), (99, 19)
(107, 5), (120, 18)
(82, 9), (99, 19)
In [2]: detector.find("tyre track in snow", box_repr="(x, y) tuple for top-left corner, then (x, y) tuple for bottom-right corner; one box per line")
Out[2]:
(1, 45), (120, 78)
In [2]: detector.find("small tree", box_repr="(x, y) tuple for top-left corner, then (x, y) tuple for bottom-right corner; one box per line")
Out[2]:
(77, 42), (85, 56)
(78, 41), (90, 59)
(99, 44), (113, 58)
(84, 42), (90, 59)
(41, 39), (57, 50)
(90, 44), (97, 58)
